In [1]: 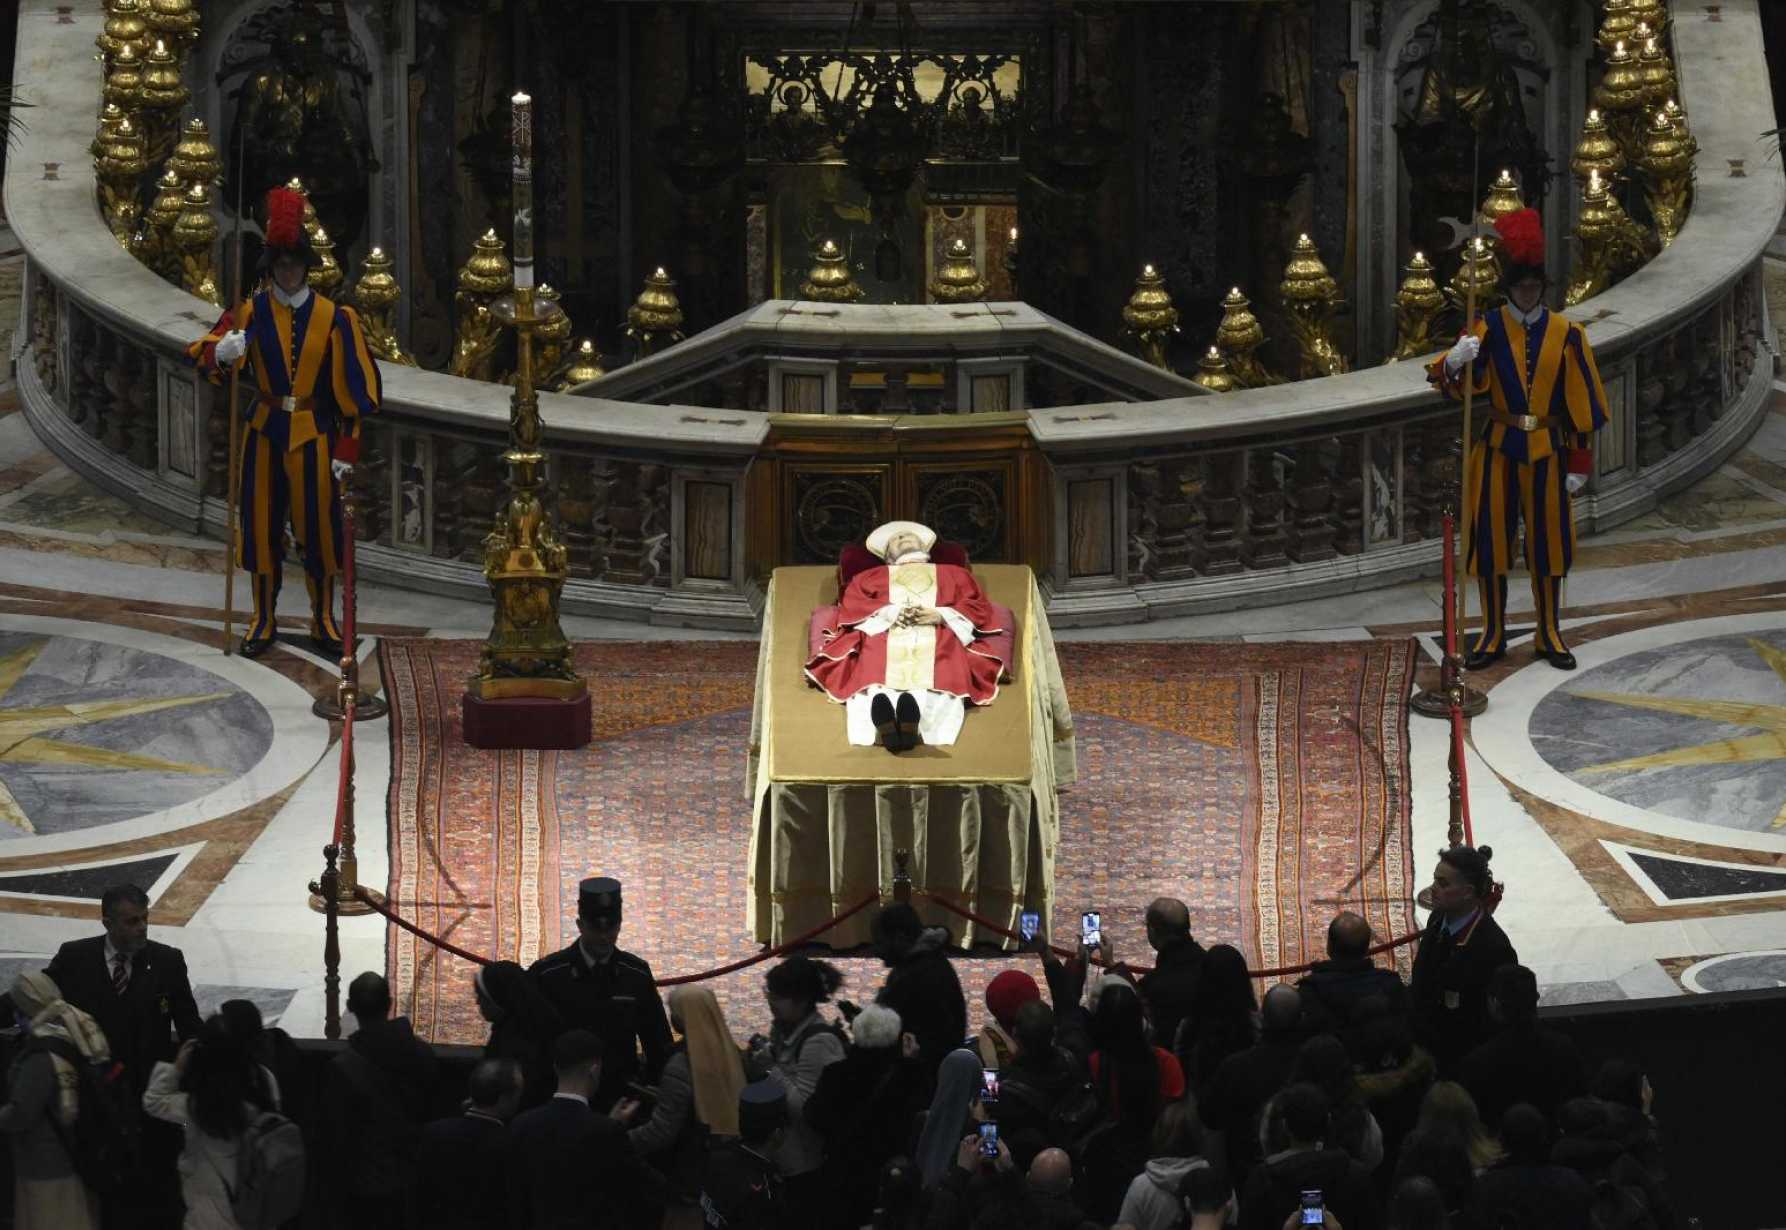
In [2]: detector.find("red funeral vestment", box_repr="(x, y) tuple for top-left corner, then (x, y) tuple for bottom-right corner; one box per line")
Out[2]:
(805, 562), (1007, 705)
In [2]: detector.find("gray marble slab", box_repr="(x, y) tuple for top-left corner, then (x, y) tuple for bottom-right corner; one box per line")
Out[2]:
(1687, 953), (1786, 993)
(1529, 628), (1786, 832)
(1537, 980), (1628, 1007)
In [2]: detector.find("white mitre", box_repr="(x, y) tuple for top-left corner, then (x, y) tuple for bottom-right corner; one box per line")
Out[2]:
(864, 519), (937, 561)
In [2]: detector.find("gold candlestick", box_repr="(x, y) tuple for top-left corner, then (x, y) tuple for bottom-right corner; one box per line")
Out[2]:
(1571, 108), (1624, 191)
(450, 229), (513, 380)
(626, 266), (686, 357)
(1391, 251), (1447, 361)
(556, 338), (607, 390)
(470, 90), (584, 707)
(800, 238), (864, 303)
(350, 246), (417, 367)
(173, 179), (220, 305)
(1637, 107), (1693, 248)
(1278, 234), (1348, 378)
(930, 238), (987, 303)
(1214, 287), (1280, 388)
(1447, 236), (1502, 317)
(1120, 262), (1180, 371)
(1189, 346), (1235, 393)
(167, 117), (220, 186)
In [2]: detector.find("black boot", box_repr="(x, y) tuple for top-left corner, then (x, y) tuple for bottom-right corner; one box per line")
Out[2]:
(240, 573), (279, 658)
(306, 573), (344, 661)
(1464, 575), (1508, 671)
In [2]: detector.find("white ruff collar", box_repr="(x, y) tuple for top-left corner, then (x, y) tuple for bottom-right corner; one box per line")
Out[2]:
(272, 283), (311, 310)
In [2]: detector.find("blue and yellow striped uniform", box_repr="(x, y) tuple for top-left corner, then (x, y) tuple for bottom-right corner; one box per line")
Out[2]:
(1428, 304), (1608, 654)
(188, 290), (381, 642)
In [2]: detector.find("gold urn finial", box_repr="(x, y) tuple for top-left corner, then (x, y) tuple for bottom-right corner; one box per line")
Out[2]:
(139, 39), (187, 110)
(1628, 0), (1668, 37)
(450, 230), (514, 381)
(92, 102), (128, 164)
(1596, 0), (1639, 55)
(350, 246), (417, 367)
(557, 338), (608, 390)
(167, 116), (221, 185)
(1636, 35), (1674, 110)
(1571, 108), (1625, 188)
(1478, 168), (1525, 230)
(625, 266), (686, 357)
(285, 176), (322, 233)
(173, 179), (221, 306)
(1390, 251), (1449, 362)
(800, 238), (864, 303)
(143, 0), (199, 50)
(1120, 263), (1180, 370)
(930, 238), (987, 304)
(135, 167), (185, 278)
(1213, 286), (1279, 388)
(1567, 168), (1647, 305)
(1279, 235), (1349, 378)
(1190, 346), (1236, 394)
(96, 116), (149, 246)
(459, 228), (514, 294)
(98, 0), (150, 65)
(306, 225), (344, 295)
(104, 41), (146, 113)
(1638, 107), (1693, 248)
(1594, 41), (1648, 160)
(1448, 236), (1503, 315)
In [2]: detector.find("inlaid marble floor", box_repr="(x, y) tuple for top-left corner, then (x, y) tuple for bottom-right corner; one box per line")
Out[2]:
(3, 259), (1785, 1034)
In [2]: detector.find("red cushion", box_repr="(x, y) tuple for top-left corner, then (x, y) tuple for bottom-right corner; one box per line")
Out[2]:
(836, 541), (971, 591)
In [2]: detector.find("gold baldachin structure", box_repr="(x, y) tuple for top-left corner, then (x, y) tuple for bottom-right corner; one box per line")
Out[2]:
(349, 246), (417, 367)
(1278, 235), (1348, 379)
(1120, 263), (1180, 371)
(1189, 346), (1235, 394)
(1390, 251), (1447, 362)
(1566, 169), (1653, 307)
(626, 266), (686, 357)
(557, 338), (607, 390)
(450, 228), (513, 381)
(471, 90), (583, 705)
(1594, 41), (1648, 161)
(134, 168), (185, 278)
(1572, 108), (1625, 190)
(173, 179), (221, 306)
(800, 238), (864, 303)
(96, 115), (149, 246)
(930, 238), (987, 304)
(1214, 287), (1280, 388)
(306, 226), (344, 296)
(168, 117), (221, 186)
(1447, 236), (1503, 316)
(1477, 168), (1525, 231)
(1638, 107), (1693, 248)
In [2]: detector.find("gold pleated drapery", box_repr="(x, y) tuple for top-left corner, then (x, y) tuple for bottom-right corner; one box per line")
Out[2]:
(746, 565), (1076, 947)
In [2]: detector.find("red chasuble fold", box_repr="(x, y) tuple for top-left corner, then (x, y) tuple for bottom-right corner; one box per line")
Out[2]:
(804, 562), (1006, 706)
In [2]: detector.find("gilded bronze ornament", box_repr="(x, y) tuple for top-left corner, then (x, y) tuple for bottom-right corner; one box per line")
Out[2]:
(1391, 251), (1448, 362)
(471, 92), (583, 705)
(96, 115), (149, 247)
(450, 228), (513, 381)
(1571, 108), (1624, 190)
(1593, 41), (1648, 163)
(173, 179), (221, 306)
(1635, 33), (1674, 112)
(349, 246), (416, 367)
(1638, 107), (1693, 248)
(1189, 347), (1236, 394)
(533, 284), (572, 379)
(167, 117), (221, 186)
(1628, 0), (1668, 38)
(91, 103), (128, 167)
(1214, 287), (1280, 388)
(557, 339), (607, 391)
(142, 0), (199, 54)
(1595, 0), (1640, 55)
(136, 39), (187, 164)
(930, 238), (987, 304)
(1447, 236), (1502, 317)
(134, 168), (185, 279)
(799, 239), (864, 303)
(1278, 235), (1349, 379)
(1566, 168), (1653, 306)
(104, 42), (146, 116)
(1477, 168), (1525, 230)
(97, 0), (150, 68)
(306, 225), (344, 296)
(1120, 264), (1180, 371)
(625, 267), (686, 358)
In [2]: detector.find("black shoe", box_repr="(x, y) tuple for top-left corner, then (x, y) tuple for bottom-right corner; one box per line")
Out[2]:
(1464, 645), (1505, 671)
(895, 692), (922, 747)
(239, 635), (275, 659)
(1538, 646), (1577, 671)
(311, 633), (344, 662)
(871, 693), (897, 747)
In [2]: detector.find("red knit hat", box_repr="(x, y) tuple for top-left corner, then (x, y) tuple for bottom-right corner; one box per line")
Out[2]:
(985, 969), (1041, 1028)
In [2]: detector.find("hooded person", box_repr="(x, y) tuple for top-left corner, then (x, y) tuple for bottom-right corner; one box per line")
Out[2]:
(1430, 205), (1610, 672)
(0, 971), (111, 1230)
(187, 184), (383, 658)
(978, 969), (1042, 1069)
(804, 519), (1007, 751)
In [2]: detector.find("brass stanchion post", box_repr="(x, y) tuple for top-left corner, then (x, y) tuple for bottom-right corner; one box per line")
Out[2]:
(312, 493), (388, 721)
(308, 842), (343, 1039)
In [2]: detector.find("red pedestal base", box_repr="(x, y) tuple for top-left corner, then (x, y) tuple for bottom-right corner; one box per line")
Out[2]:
(461, 691), (593, 749)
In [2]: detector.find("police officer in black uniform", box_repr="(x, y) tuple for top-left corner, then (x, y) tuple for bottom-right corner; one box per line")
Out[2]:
(700, 1079), (788, 1230)
(528, 877), (672, 1109)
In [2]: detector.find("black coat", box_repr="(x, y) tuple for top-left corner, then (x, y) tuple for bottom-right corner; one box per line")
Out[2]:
(1202, 1031), (1302, 1185)
(1408, 908), (1517, 1073)
(1295, 957), (1408, 1037)
(44, 936), (200, 1090)
(322, 1015), (440, 1199)
(528, 943), (672, 1108)
(1459, 1021), (1584, 1128)
(875, 929), (967, 1075)
(1137, 937), (1205, 1053)
(1470, 1160), (1594, 1230)
(417, 1110), (510, 1230)
(805, 1044), (925, 1224)
(508, 1094), (661, 1230)
(1241, 1147), (1381, 1230)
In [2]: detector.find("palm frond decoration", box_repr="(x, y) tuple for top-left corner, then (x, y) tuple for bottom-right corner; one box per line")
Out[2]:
(1, 87), (35, 150)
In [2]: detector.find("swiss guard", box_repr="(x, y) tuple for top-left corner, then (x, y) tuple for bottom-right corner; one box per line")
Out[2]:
(188, 186), (382, 658)
(1430, 208), (1609, 671)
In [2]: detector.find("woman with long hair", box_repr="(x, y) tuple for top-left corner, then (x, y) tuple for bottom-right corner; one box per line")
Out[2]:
(755, 956), (848, 1219)
(1179, 944), (1259, 1098)
(1288, 1033), (1384, 1171)
(144, 1015), (274, 1229)
(1081, 977), (1183, 1222)
(627, 985), (747, 1199)
(1392, 1079), (1501, 1215)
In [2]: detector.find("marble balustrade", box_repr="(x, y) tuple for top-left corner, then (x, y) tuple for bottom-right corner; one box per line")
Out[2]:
(4, 0), (1782, 630)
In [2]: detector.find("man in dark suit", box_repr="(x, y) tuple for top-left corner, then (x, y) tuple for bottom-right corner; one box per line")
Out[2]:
(1296, 911), (1408, 1040)
(1137, 896), (1205, 1053)
(1409, 844), (1517, 1075)
(418, 1057), (523, 1230)
(508, 1028), (662, 1230)
(45, 883), (202, 1088)
(1460, 963), (1583, 1129)
(528, 877), (672, 1109)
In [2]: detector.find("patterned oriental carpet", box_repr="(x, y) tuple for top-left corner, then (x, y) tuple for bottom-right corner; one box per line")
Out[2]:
(379, 638), (1419, 1045)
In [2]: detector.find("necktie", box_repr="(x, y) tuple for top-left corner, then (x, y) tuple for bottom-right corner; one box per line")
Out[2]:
(112, 953), (129, 996)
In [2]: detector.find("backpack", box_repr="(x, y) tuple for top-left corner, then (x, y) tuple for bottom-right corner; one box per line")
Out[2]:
(30, 1035), (140, 1195)
(224, 1111), (307, 1230)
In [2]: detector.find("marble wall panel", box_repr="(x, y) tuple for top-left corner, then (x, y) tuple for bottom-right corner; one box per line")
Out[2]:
(1068, 478), (1116, 578)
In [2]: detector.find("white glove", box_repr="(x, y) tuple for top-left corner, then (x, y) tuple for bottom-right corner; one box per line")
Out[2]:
(1566, 472), (1587, 495)
(330, 458), (352, 481)
(1444, 334), (1481, 373)
(214, 330), (247, 364)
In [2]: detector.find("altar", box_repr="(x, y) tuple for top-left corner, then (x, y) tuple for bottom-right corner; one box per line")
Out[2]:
(746, 564), (1076, 948)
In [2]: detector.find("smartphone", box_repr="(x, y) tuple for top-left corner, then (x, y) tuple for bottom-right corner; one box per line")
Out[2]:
(978, 1122), (1000, 1158)
(1299, 1191), (1325, 1226)
(1019, 910), (1040, 942)
(1080, 910), (1102, 950)
(980, 1067), (1000, 1107)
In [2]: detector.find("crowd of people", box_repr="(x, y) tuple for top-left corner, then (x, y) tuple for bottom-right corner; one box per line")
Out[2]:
(0, 848), (1675, 1229)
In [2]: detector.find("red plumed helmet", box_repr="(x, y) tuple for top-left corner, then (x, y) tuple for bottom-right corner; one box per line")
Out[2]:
(264, 187), (308, 250)
(1493, 208), (1545, 269)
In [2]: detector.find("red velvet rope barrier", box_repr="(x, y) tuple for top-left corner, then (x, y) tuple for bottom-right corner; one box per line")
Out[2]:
(330, 706), (351, 847)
